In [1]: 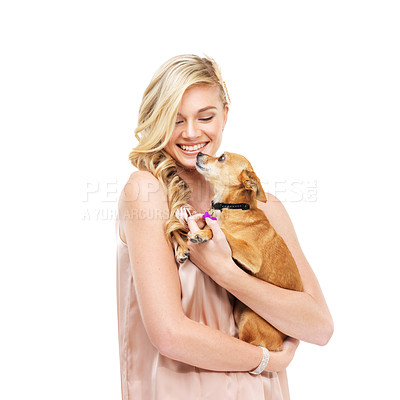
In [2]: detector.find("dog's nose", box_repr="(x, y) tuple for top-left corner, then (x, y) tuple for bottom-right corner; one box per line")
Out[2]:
(197, 152), (204, 159)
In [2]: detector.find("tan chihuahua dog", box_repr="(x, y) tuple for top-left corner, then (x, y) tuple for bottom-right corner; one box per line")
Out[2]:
(178, 151), (303, 350)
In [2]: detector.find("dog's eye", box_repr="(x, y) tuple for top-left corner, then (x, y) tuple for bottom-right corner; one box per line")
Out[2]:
(218, 154), (225, 162)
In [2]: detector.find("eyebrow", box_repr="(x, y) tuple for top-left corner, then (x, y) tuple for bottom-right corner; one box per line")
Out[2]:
(177, 106), (217, 116)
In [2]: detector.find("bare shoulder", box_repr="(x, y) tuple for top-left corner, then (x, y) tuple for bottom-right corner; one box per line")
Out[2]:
(258, 193), (291, 222)
(120, 170), (166, 203)
(257, 192), (300, 249)
(118, 171), (169, 241)
(118, 170), (169, 214)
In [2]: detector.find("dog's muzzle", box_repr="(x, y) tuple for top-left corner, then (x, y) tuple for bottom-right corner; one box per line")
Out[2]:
(196, 152), (207, 171)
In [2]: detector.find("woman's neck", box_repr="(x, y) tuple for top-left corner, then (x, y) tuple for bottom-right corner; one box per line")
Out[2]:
(176, 167), (214, 211)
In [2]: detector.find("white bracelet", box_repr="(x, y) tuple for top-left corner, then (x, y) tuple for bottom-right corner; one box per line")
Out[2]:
(249, 346), (270, 375)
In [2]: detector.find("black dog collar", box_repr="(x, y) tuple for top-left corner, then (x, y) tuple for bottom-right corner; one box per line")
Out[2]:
(211, 201), (250, 211)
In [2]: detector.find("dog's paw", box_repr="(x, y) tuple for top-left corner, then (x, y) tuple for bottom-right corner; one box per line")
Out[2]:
(187, 233), (209, 244)
(175, 248), (190, 264)
(176, 254), (189, 263)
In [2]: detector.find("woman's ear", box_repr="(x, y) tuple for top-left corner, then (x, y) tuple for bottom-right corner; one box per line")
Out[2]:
(222, 105), (229, 130)
(239, 170), (267, 202)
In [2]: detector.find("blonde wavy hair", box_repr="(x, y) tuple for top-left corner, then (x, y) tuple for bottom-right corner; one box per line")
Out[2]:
(129, 54), (230, 248)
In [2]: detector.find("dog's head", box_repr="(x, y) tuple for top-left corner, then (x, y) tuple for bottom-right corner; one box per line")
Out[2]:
(196, 151), (267, 203)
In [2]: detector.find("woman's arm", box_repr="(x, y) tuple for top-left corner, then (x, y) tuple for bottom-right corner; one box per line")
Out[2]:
(187, 193), (334, 346)
(118, 172), (297, 372)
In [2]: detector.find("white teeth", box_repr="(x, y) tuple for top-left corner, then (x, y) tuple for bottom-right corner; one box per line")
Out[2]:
(180, 143), (207, 151)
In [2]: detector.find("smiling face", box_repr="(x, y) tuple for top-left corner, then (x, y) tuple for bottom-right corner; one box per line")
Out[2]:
(164, 84), (228, 169)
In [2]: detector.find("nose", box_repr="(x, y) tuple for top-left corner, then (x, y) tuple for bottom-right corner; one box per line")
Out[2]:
(182, 120), (201, 139)
(197, 152), (204, 160)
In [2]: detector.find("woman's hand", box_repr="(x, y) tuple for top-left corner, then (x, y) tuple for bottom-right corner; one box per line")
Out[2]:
(187, 214), (236, 283)
(266, 337), (300, 372)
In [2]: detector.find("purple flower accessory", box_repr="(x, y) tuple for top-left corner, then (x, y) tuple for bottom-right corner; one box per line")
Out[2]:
(202, 211), (217, 221)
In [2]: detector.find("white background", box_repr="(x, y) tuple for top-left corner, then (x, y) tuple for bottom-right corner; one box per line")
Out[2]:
(1, 1), (399, 399)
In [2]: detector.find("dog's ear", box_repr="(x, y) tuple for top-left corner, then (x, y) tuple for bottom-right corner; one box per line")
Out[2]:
(239, 170), (267, 202)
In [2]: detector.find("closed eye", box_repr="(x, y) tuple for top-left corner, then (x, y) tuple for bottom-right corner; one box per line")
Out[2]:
(176, 116), (213, 125)
(199, 116), (213, 122)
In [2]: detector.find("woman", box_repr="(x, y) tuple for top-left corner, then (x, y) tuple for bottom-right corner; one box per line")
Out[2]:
(116, 54), (333, 399)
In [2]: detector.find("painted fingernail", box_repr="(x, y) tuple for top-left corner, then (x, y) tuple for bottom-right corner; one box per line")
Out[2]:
(202, 211), (217, 221)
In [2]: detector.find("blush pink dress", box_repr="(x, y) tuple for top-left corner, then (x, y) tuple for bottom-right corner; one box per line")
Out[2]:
(116, 209), (288, 400)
